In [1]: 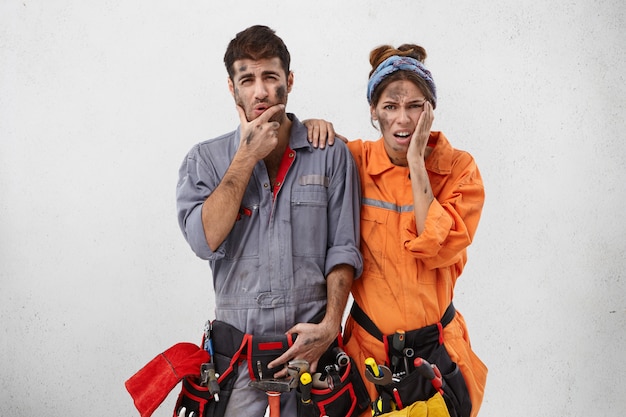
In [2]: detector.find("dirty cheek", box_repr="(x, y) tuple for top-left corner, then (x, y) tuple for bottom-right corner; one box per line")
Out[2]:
(378, 111), (392, 133)
(233, 88), (252, 121)
(234, 88), (244, 108)
(275, 85), (287, 101)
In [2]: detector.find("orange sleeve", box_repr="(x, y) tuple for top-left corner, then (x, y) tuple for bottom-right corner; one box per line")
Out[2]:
(402, 152), (484, 270)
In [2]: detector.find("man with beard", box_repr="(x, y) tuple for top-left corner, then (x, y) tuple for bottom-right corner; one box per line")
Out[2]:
(176, 25), (362, 417)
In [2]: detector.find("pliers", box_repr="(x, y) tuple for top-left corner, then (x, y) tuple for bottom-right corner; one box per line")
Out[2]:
(413, 357), (444, 395)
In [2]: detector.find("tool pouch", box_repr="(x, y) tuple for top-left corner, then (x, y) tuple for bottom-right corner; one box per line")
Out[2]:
(380, 343), (469, 417)
(248, 333), (297, 380)
(174, 374), (229, 417)
(296, 342), (370, 417)
(174, 321), (246, 417)
(350, 302), (471, 417)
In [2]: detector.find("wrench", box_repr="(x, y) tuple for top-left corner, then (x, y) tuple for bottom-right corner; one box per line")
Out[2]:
(364, 357), (393, 386)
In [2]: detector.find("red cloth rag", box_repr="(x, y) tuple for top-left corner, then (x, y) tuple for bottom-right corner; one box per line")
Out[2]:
(125, 342), (209, 417)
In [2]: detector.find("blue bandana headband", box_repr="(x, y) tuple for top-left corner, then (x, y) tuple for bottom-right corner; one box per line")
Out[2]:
(366, 55), (437, 106)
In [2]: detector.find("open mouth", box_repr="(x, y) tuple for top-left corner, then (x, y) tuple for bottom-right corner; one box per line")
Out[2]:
(251, 105), (270, 118)
(394, 131), (412, 143)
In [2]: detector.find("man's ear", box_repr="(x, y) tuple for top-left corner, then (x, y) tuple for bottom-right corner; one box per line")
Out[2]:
(228, 77), (235, 97)
(287, 71), (294, 94)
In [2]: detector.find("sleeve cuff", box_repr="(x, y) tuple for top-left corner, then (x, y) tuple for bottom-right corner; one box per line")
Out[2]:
(184, 206), (224, 260)
(325, 246), (364, 279)
(402, 200), (453, 256)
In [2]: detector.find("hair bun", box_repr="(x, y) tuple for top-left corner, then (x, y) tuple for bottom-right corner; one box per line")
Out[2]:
(369, 44), (428, 76)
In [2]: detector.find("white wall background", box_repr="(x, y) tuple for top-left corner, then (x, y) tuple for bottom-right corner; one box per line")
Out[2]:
(1, 1), (625, 416)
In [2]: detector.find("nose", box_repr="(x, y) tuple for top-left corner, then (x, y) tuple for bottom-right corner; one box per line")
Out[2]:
(253, 80), (269, 100)
(397, 107), (411, 124)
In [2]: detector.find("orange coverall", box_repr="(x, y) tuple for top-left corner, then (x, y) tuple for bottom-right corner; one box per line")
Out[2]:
(344, 132), (487, 417)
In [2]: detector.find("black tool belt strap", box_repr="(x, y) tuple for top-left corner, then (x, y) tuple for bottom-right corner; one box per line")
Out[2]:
(349, 301), (456, 343)
(210, 309), (326, 359)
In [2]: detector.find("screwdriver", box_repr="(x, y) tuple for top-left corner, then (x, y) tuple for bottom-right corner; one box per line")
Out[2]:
(392, 330), (405, 373)
(300, 372), (313, 404)
(365, 357), (380, 377)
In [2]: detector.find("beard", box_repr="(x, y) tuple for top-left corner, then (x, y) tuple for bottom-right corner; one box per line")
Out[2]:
(234, 85), (288, 123)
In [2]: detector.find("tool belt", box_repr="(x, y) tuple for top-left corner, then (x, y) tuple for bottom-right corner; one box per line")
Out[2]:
(350, 302), (471, 417)
(295, 345), (370, 417)
(174, 319), (370, 417)
(174, 320), (246, 417)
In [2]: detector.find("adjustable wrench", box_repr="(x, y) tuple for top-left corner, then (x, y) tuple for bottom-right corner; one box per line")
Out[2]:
(364, 357), (393, 386)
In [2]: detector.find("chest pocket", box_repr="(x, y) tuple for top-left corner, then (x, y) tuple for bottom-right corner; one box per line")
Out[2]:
(224, 203), (259, 260)
(360, 207), (388, 277)
(290, 185), (328, 257)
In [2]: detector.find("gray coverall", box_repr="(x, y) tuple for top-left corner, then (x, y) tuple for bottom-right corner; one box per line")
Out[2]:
(176, 114), (362, 417)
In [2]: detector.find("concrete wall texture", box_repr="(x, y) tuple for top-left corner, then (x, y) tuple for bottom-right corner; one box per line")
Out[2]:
(1, 1), (625, 416)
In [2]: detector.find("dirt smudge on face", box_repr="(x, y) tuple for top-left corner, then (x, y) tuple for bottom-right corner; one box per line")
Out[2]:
(385, 84), (411, 102)
(378, 110), (392, 135)
(275, 85), (287, 102)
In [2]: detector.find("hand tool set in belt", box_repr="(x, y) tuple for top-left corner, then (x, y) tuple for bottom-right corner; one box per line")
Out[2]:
(294, 344), (370, 417)
(351, 302), (472, 417)
(171, 319), (370, 417)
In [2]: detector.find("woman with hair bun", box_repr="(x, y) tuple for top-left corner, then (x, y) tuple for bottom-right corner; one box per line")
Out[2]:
(316, 44), (487, 416)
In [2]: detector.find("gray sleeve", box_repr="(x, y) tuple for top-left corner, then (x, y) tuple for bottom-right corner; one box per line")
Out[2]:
(325, 142), (363, 278)
(176, 147), (225, 261)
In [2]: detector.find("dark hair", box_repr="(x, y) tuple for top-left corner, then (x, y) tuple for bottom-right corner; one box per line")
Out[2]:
(223, 25), (291, 80)
(368, 44), (436, 109)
